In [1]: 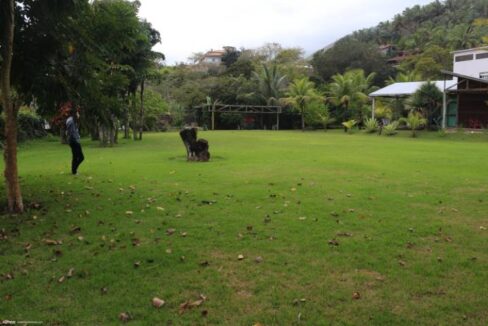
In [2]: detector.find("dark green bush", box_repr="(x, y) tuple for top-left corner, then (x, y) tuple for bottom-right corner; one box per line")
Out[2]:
(0, 111), (47, 142)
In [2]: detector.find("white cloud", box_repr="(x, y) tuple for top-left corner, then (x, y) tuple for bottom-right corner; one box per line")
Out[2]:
(138, 0), (434, 65)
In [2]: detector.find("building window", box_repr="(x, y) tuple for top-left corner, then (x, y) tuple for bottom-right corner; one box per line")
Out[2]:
(455, 54), (474, 62)
(480, 72), (488, 80)
(476, 52), (488, 60)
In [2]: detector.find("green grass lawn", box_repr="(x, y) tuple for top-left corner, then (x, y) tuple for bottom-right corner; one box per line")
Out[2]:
(1, 130), (487, 325)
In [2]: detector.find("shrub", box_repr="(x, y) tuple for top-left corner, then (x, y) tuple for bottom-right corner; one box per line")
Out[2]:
(364, 118), (378, 133)
(383, 121), (399, 136)
(0, 110), (47, 142)
(400, 112), (427, 137)
(342, 119), (357, 133)
(17, 111), (48, 141)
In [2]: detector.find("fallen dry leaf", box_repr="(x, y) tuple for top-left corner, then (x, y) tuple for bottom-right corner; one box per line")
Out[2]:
(178, 294), (207, 314)
(58, 276), (65, 283)
(125, 211), (133, 216)
(119, 312), (131, 322)
(70, 226), (81, 234)
(166, 228), (176, 236)
(255, 256), (263, 263)
(352, 292), (361, 300)
(328, 239), (339, 246)
(152, 297), (165, 308)
(67, 268), (75, 278)
(43, 239), (61, 246)
(237, 254), (245, 260)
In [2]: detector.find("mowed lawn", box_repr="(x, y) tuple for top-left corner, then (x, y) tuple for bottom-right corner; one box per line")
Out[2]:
(1, 130), (488, 325)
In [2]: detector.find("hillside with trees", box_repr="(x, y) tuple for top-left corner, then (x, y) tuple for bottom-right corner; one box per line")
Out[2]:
(312, 0), (488, 83)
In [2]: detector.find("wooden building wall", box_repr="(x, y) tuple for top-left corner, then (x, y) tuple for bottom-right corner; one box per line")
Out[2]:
(456, 77), (488, 128)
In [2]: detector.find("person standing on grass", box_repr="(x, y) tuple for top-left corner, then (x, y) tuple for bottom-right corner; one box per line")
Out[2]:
(66, 108), (84, 175)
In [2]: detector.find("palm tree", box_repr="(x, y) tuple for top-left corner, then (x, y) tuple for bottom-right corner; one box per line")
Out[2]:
(387, 70), (422, 85)
(252, 64), (287, 105)
(282, 78), (322, 130)
(328, 69), (375, 124)
(400, 112), (427, 137)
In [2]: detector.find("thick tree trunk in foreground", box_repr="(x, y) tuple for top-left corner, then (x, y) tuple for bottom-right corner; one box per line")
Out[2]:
(1, 0), (24, 213)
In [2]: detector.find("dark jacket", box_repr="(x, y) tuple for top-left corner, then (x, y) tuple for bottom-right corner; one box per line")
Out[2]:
(66, 117), (81, 143)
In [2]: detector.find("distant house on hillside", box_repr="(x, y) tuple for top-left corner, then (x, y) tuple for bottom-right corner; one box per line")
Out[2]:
(199, 49), (226, 65)
(370, 46), (488, 129)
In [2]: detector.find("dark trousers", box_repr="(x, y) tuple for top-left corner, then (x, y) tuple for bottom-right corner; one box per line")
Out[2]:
(69, 141), (84, 174)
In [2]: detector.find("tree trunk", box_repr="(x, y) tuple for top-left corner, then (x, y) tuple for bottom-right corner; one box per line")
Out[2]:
(131, 92), (137, 141)
(1, 0), (24, 213)
(138, 79), (145, 140)
(301, 107), (305, 131)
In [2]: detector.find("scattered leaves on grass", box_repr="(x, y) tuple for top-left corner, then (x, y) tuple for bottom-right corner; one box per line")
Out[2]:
(237, 254), (244, 260)
(156, 206), (165, 211)
(336, 232), (353, 237)
(255, 256), (263, 263)
(152, 297), (165, 308)
(134, 261), (141, 268)
(180, 232), (187, 237)
(101, 287), (108, 295)
(298, 216), (307, 221)
(166, 228), (176, 236)
(480, 226), (486, 231)
(352, 292), (361, 300)
(199, 260), (209, 267)
(58, 276), (65, 283)
(131, 238), (141, 247)
(125, 211), (133, 216)
(398, 260), (407, 267)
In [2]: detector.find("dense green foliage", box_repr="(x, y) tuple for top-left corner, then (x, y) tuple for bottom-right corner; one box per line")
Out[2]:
(1, 0), (165, 146)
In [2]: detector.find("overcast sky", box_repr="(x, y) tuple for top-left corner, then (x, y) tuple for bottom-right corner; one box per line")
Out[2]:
(138, 0), (434, 65)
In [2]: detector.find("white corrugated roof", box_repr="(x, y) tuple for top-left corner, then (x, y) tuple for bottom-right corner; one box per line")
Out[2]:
(369, 80), (457, 97)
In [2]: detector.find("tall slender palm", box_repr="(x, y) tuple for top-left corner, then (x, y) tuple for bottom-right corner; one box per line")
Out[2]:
(283, 78), (322, 130)
(253, 64), (287, 105)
